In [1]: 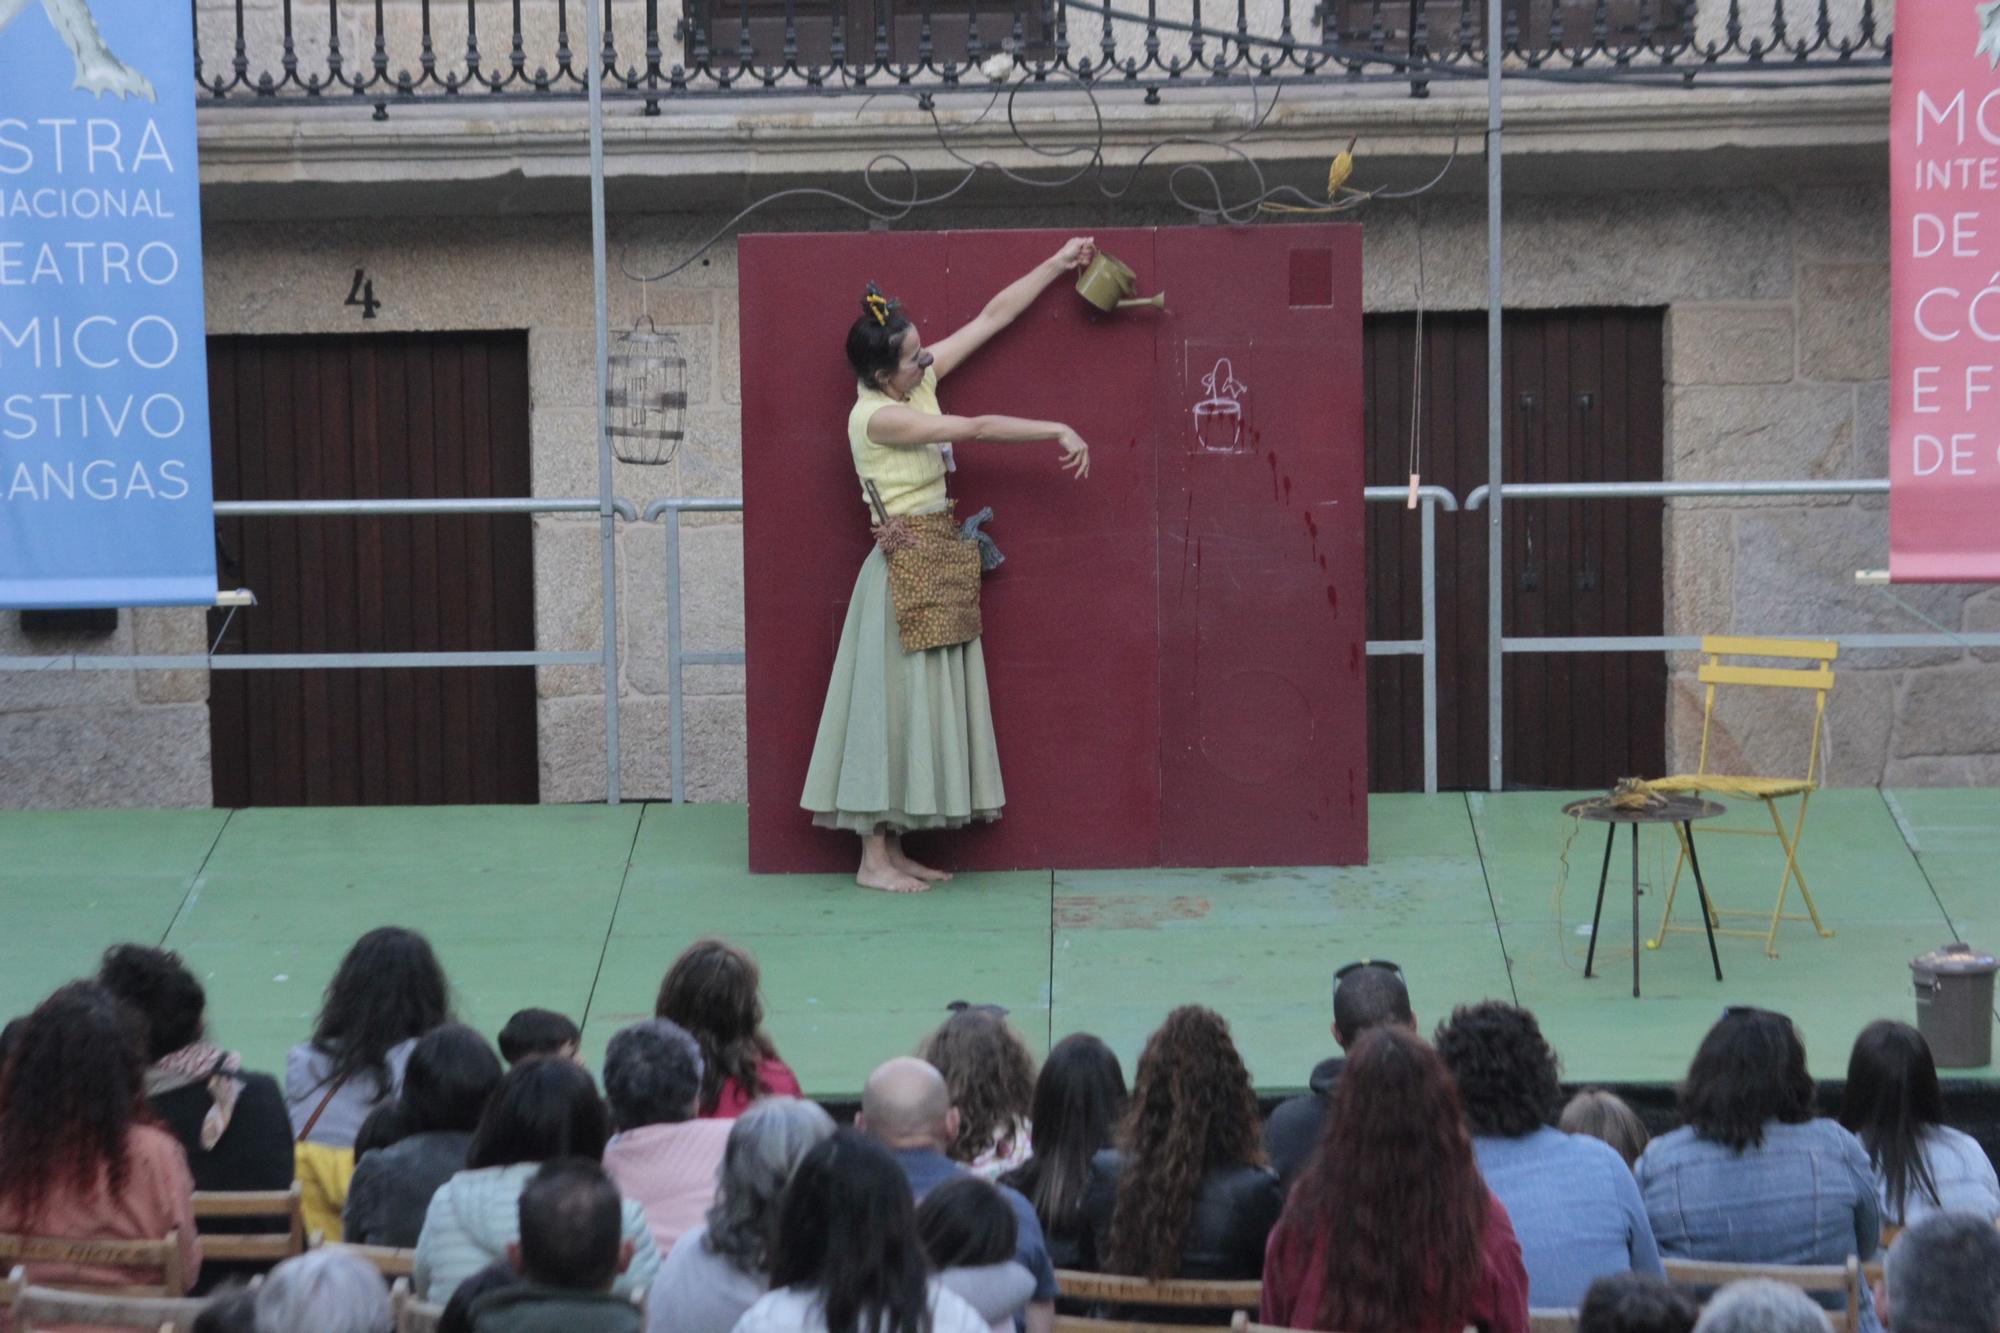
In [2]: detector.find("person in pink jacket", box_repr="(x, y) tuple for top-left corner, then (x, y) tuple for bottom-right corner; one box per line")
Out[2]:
(0, 982), (202, 1295)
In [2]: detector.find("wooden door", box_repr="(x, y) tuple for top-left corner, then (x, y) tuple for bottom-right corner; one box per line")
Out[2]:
(207, 333), (538, 806)
(1363, 308), (1665, 791)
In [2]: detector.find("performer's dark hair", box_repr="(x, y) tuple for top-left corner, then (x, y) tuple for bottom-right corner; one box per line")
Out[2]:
(846, 282), (912, 390)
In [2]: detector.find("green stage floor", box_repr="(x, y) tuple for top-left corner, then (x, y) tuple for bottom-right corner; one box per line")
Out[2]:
(1, 791), (1994, 1097)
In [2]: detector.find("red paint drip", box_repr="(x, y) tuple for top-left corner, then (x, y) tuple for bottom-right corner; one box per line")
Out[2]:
(1327, 586), (1340, 615)
(1349, 641), (1360, 675)
(1266, 453), (1279, 502)
(1317, 554), (1328, 572)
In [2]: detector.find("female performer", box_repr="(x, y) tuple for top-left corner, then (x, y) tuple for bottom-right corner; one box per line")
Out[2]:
(802, 238), (1097, 893)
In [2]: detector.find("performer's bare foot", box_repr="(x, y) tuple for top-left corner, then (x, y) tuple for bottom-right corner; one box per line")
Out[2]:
(887, 835), (953, 883)
(859, 832), (931, 893)
(857, 862), (931, 893)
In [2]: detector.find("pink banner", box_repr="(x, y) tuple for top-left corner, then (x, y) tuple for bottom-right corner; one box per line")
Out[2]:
(1891, 7), (2000, 582)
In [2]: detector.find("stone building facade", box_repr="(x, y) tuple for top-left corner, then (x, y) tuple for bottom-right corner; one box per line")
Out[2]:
(7, 23), (1989, 806)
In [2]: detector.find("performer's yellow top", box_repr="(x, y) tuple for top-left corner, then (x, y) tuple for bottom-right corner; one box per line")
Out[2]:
(849, 366), (948, 517)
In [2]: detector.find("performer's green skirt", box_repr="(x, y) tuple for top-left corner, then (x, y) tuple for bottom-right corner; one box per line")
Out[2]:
(800, 546), (1005, 834)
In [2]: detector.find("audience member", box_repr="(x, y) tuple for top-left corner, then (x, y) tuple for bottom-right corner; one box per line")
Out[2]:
(646, 1096), (837, 1333)
(857, 1057), (1058, 1333)
(462, 1159), (642, 1333)
(1688, 1280), (1831, 1333)
(917, 1175), (1038, 1333)
(442, 1260), (527, 1333)
(601, 1019), (734, 1255)
(1000, 1033), (1127, 1269)
(1881, 1210), (2000, 1333)
(253, 1247), (393, 1333)
(97, 943), (293, 1292)
(345, 1024), (505, 1246)
(499, 1010), (584, 1067)
(1261, 1026), (1528, 1333)
(1263, 961), (1413, 1189)
(0, 982), (202, 1292)
(655, 939), (802, 1118)
(1562, 1090), (1652, 1169)
(733, 1130), (990, 1333)
(288, 925), (452, 1238)
(414, 1057), (660, 1304)
(1635, 1008), (1879, 1330)
(97, 945), (294, 1194)
(1839, 1020), (2000, 1227)
(1434, 1002), (1661, 1307)
(1079, 1006), (1280, 1286)
(1577, 1272), (1698, 1333)
(920, 1006), (1038, 1180)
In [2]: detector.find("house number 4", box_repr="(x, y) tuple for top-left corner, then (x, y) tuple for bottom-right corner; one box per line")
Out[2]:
(345, 269), (382, 320)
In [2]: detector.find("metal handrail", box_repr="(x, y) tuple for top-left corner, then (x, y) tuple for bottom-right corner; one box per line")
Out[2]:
(1465, 480), (1887, 509)
(216, 497), (641, 521)
(1471, 477), (2000, 790)
(638, 486), (1457, 798)
(0, 499), (641, 775)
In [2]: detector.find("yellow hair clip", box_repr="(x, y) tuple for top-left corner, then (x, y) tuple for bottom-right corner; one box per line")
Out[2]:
(865, 292), (891, 326)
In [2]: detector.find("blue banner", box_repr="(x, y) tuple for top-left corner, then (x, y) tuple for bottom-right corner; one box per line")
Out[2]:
(0, 0), (217, 608)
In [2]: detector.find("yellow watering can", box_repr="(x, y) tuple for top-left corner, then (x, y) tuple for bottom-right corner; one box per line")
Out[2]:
(1075, 253), (1166, 312)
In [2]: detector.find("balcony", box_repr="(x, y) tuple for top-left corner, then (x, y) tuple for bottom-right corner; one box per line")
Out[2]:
(192, 0), (1889, 113)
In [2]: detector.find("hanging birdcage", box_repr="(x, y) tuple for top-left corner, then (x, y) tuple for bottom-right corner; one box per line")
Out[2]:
(606, 314), (687, 466)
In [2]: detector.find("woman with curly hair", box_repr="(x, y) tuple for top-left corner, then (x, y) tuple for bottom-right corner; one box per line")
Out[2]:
(1002, 1034), (1127, 1268)
(1635, 1008), (1881, 1331)
(1434, 1002), (1661, 1308)
(1262, 1025), (1527, 1333)
(656, 939), (802, 1118)
(0, 981), (203, 1292)
(919, 1008), (1037, 1180)
(1078, 1007), (1279, 1286)
(96, 944), (295, 1197)
(287, 926), (453, 1239)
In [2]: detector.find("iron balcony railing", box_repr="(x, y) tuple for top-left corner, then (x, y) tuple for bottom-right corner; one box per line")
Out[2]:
(192, 0), (1890, 113)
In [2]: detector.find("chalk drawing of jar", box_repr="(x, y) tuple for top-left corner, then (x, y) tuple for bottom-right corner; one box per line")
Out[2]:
(1193, 357), (1248, 453)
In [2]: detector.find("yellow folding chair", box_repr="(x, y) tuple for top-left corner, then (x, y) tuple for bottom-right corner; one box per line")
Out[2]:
(1646, 635), (1838, 958)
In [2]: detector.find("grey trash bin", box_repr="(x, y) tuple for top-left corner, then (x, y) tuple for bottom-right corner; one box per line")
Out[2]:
(1911, 942), (2000, 1068)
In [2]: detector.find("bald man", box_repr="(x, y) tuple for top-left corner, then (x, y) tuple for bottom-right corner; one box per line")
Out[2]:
(858, 1057), (1057, 1333)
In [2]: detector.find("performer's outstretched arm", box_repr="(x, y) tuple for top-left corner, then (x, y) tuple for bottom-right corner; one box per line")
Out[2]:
(928, 237), (1096, 379)
(868, 408), (1090, 478)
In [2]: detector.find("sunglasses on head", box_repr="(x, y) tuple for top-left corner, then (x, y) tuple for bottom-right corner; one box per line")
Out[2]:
(946, 1000), (1010, 1017)
(1335, 959), (1404, 982)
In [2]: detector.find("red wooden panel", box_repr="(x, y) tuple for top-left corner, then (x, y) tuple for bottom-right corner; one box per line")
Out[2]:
(930, 228), (1164, 870)
(742, 225), (1367, 871)
(1154, 226), (1367, 865)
